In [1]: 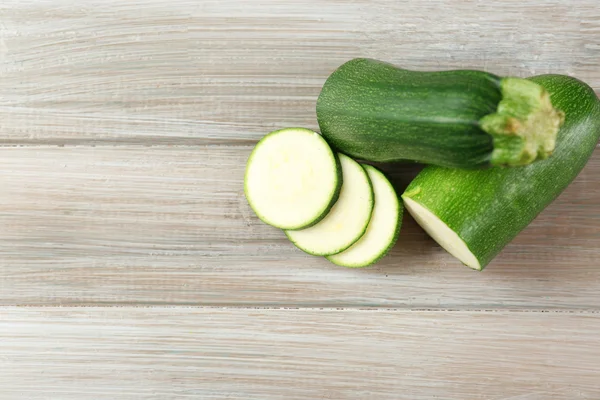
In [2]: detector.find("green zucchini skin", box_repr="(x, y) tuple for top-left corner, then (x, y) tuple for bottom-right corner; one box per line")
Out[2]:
(316, 58), (563, 169)
(402, 74), (600, 269)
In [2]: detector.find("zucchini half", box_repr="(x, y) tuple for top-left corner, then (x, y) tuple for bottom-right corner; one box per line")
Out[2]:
(402, 75), (600, 270)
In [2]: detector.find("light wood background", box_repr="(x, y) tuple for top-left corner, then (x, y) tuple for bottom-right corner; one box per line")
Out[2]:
(1, 0), (600, 398)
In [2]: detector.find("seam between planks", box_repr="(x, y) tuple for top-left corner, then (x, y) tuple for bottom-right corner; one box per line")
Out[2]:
(0, 141), (599, 148)
(2, 305), (599, 314)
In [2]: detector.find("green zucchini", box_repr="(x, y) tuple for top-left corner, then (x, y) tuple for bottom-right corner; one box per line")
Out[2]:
(327, 165), (402, 267)
(402, 74), (600, 270)
(317, 58), (565, 169)
(285, 153), (374, 256)
(244, 127), (342, 230)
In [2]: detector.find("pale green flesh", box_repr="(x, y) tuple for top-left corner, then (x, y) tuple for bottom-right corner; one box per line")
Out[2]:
(285, 154), (374, 256)
(402, 197), (481, 270)
(244, 128), (340, 230)
(327, 165), (401, 268)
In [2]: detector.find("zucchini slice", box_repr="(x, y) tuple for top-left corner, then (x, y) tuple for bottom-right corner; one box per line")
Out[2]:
(402, 74), (600, 270)
(327, 165), (402, 267)
(285, 153), (374, 256)
(244, 128), (342, 230)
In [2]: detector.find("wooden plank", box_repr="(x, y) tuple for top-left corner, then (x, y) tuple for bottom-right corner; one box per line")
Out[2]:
(1, 307), (599, 399)
(0, 0), (201, 144)
(1, 146), (600, 309)
(1, 0), (599, 144)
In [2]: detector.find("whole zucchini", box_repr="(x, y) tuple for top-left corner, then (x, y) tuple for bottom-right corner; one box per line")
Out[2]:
(402, 74), (600, 270)
(317, 58), (565, 168)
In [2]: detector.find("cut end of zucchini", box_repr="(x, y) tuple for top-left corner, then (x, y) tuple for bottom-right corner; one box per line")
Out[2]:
(327, 165), (402, 268)
(402, 196), (481, 270)
(244, 128), (341, 230)
(285, 154), (374, 256)
(480, 77), (565, 167)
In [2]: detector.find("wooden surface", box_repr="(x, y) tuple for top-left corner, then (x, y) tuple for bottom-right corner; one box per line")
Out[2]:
(1, 0), (600, 398)
(2, 308), (600, 400)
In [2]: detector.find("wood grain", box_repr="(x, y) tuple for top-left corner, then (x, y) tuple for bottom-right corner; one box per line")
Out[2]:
(1, 0), (599, 144)
(1, 146), (599, 309)
(1, 307), (599, 400)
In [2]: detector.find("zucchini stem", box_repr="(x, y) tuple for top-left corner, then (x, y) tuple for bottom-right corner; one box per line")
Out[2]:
(480, 77), (565, 166)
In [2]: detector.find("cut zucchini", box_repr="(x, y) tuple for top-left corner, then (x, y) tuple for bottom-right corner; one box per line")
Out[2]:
(402, 196), (481, 270)
(327, 165), (402, 267)
(285, 153), (374, 256)
(402, 74), (600, 270)
(244, 128), (342, 230)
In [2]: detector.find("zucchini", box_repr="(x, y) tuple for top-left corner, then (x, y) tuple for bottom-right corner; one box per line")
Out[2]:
(285, 153), (374, 256)
(317, 58), (565, 168)
(327, 165), (402, 267)
(402, 74), (600, 270)
(244, 128), (342, 230)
